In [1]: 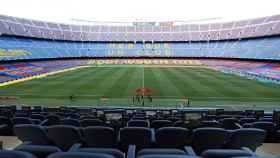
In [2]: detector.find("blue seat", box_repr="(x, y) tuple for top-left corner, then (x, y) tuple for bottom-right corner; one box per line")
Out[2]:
(47, 125), (82, 151)
(80, 119), (104, 127)
(137, 155), (197, 158)
(14, 124), (52, 145)
(226, 128), (266, 151)
(47, 152), (115, 158)
(0, 116), (13, 135)
(12, 117), (33, 125)
(30, 114), (45, 121)
(43, 115), (61, 126)
(60, 119), (80, 127)
(0, 150), (37, 158)
(127, 120), (150, 127)
(151, 120), (173, 130)
(137, 149), (187, 156)
(136, 127), (192, 157)
(251, 122), (276, 142)
(83, 126), (116, 148)
(200, 121), (221, 128)
(219, 118), (241, 130)
(75, 148), (125, 158)
(190, 128), (228, 155)
(201, 149), (255, 158)
(119, 127), (153, 150)
(239, 118), (257, 125)
(14, 124), (61, 157)
(155, 127), (191, 148)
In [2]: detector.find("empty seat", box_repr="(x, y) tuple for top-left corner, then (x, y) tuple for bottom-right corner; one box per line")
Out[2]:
(14, 124), (52, 145)
(47, 152), (116, 158)
(173, 121), (187, 128)
(220, 118), (240, 130)
(155, 127), (191, 148)
(239, 118), (257, 125)
(80, 119), (104, 127)
(47, 125), (82, 151)
(137, 149), (187, 156)
(0, 116), (12, 135)
(137, 155), (197, 158)
(259, 117), (273, 122)
(0, 150), (37, 158)
(30, 114), (45, 121)
(200, 121), (221, 128)
(75, 127), (125, 158)
(201, 149), (254, 158)
(127, 120), (150, 127)
(132, 116), (146, 120)
(137, 148), (191, 158)
(67, 113), (80, 119)
(151, 120), (172, 130)
(14, 124), (61, 157)
(14, 113), (29, 118)
(83, 126), (116, 148)
(75, 148), (125, 158)
(135, 127), (192, 157)
(12, 117), (33, 125)
(60, 119), (80, 127)
(251, 122), (276, 142)
(191, 128), (228, 155)
(119, 127), (152, 150)
(225, 128), (266, 151)
(43, 115), (61, 126)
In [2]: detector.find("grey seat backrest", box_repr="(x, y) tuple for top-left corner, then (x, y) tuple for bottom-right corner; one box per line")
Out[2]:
(226, 128), (266, 151)
(47, 125), (82, 151)
(155, 127), (191, 148)
(14, 124), (52, 145)
(192, 128), (228, 155)
(83, 126), (116, 148)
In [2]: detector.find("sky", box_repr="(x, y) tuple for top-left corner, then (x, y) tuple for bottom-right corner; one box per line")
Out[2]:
(0, 0), (279, 24)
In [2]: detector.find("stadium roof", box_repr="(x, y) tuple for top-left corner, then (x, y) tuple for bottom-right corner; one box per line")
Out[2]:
(0, 0), (280, 25)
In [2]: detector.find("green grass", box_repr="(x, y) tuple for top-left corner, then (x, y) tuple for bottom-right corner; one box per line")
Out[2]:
(1, 66), (280, 110)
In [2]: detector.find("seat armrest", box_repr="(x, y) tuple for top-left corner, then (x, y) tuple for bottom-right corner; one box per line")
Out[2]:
(68, 143), (82, 152)
(150, 128), (156, 144)
(39, 119), (49, 126)
(117, 131), (121, 147)
(234, 123), (242, 129)
(184, 146), (196, 156)
(241, 147), (257, 156)
(15, 141), (32, 149)
(127, 145), (136, 158)
(31, 119), (41, 125)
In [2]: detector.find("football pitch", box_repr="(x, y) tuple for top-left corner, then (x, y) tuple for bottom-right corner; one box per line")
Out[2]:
(1, 65), (280, 110)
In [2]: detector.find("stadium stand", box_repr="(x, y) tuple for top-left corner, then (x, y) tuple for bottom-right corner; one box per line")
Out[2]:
(0, 106), (278, 157)
(1, 35), (280, 60)
(1, 14), (280, 42)
(0, 11), (280, 158)
(0, 60), (87, 83)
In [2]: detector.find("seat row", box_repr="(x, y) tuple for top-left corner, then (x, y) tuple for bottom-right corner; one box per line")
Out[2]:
(0, 149), (262, 158)
(3, 115), (279, 142)
(13, 124), (266, 158)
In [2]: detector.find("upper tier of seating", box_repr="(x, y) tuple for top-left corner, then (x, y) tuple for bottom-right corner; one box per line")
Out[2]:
(1, 14), (280, 42)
